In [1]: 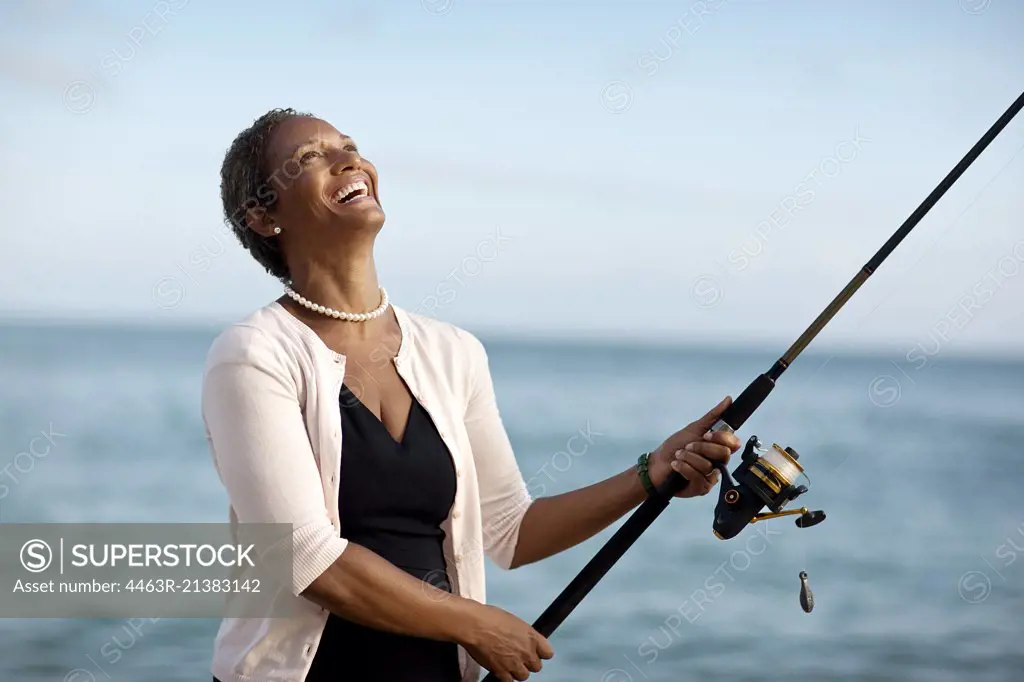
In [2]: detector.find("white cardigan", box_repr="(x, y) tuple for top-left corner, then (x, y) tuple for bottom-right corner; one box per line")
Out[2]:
(202, 301), (533, 682)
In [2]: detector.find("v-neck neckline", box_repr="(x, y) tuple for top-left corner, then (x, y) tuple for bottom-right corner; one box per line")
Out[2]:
(342, 385), (416, 447)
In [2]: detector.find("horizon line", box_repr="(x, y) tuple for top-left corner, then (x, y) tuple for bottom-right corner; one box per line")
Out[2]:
(2, 310), (1023, 364)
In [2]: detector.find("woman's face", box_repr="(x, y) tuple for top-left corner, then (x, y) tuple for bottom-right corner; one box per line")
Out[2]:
(260, 116), (385, 235)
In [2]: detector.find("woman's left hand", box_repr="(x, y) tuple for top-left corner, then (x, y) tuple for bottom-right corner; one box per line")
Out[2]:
(646, 396), (742, 498)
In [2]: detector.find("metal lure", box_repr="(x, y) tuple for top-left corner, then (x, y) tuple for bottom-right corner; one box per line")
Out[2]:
(799, 571), (814, 613)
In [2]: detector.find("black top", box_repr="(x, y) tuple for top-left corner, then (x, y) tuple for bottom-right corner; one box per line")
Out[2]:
(303, 384), (460, 682)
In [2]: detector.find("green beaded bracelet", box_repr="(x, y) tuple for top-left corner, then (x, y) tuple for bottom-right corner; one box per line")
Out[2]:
(636, 452), (657, 496)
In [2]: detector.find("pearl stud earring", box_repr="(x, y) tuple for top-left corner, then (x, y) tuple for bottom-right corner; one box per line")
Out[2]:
(272, 226), (282, 235)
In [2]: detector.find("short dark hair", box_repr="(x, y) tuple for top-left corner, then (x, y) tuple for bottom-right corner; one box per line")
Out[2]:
(219, 107), (313, 282)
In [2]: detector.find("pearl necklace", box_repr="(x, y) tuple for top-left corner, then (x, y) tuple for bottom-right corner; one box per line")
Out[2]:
(283, 285), (390, 322)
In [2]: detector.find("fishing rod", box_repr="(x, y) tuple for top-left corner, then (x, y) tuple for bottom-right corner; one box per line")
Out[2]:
(481, 88), (1024, 682)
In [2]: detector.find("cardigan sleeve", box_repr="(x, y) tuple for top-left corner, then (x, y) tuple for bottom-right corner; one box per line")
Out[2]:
(202, 325), (348, 595)
(461, 331), (533, 570)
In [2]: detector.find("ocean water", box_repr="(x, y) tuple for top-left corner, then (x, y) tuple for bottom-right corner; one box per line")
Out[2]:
(1, 320), (1023, 682)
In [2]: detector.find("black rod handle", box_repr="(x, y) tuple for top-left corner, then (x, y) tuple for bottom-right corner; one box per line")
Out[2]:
(662, 371), (778, 496)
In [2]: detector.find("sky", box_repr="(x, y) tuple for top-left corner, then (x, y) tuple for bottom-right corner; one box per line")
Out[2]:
(1, 0), (1022, 355)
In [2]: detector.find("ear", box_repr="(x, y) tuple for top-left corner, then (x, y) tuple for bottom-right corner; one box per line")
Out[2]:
(245, 206), (278, 239)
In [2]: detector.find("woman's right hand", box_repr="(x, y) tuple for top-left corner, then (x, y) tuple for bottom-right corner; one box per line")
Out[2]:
(457, 603), (554, 681)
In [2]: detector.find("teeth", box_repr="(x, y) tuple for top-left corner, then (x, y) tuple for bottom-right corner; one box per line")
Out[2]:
(334, 180), (369, 203)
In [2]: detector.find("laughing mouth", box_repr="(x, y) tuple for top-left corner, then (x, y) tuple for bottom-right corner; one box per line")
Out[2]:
(332, 179), (372, 204)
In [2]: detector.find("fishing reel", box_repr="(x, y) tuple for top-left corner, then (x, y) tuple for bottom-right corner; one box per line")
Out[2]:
(711, 434), (825, 612)
(712, 434), (826, 540)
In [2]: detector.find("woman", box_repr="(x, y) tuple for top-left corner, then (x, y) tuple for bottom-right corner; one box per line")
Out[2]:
(203, 108), (741, 682)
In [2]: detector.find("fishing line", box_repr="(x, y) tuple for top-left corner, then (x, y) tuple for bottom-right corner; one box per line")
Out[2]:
(863, 137), (1024, 321)
(775, 131), (1020, 602)
(480, 88), (1024, 682)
